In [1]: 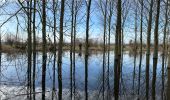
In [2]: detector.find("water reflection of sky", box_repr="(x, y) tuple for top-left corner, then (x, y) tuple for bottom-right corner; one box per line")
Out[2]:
(0, 51), (166, 93)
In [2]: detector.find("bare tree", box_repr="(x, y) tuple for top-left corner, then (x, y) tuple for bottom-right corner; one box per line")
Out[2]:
(42, 0), (47, 100)
(0, 29), (1, 84)
(107, 1), (114, 99)
(101, 0), (107, 99)
(152, 0), (160, 99)
(114, 0), (122, 100)
(52, 0), (58, 100)
(27, 0), (32, 99)
(73, 1), (78, 99)
(58, 0), (65, 100)
(119, 0), (131, 96)
(167, 39), (170, 100)
(70, 0), (74, 99)
(161, 0), (169, 99)
(133, 1), (138, 95)
(145, 0), (154, 99)
(138, 0), (143, 98)
(32, 0), (36, 99)
(85, 0), (92, 100)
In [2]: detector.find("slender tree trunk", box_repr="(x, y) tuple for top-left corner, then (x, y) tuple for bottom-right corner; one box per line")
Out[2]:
(138, 0), (143, 99)
(27, 1), (32, 99)
(58, 0), (65, 100)
(120, 28), (124, 96)
(42, 0), (47, 100)
(73, 1), (78, 99)
(161, 1), (168, 99)
(167, 48), (170, 100)
(0, 28), (2, 53)
(152, 0), (160, 99)
(133, 5), (137, 95)
(114, 0), (121, 99)
(0, 29), (2, 56)
(51, 54), (55, 98)
(16, 16), (19, 43)
(52, 0), (57, 100)
(70, 0), (74, 99)
(107, 1), (113, 100)
(102, 0), (107, 99)
(85, 0), (92, 100)
(0, 28), (2, 90)
(52, 53), (56, 99)
(145, 0), (153, 99)
(0, 31), (1, 85)
(29, 1), (32, 98)
(32, 0), (36, 99)
(27, 2), (30, 98)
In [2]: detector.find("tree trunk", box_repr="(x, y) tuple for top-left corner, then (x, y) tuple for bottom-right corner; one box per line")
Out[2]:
(85, 0), (92, 100)
(167, 50), (170, 100)
(0, 31), (1, 86)
(161, 0), (168, 99)
(152, 0), (160, 99)
(138, 0), (143, 99)
(102, 0), (107, 99)
(114, 0), (121, 99)
(27, 1), (32, 99)
(70, 0), (74, 99)
(52, 0), (58, 100)
(58, 0), (65, 100)
(73, 1), (78, 99)
(107, 1), (113, 100)
(42, 0), (47, 100)
(32, 0), (36, 99)
(145, 0), (154, 99)
(133, 5), (137, 95)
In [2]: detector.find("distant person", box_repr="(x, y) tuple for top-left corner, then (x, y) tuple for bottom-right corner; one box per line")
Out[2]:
(78, 52), (82, 57)
(79, 43), (82, 51)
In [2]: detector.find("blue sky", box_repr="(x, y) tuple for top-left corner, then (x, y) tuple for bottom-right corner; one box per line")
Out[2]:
(0, 0), (167, 44)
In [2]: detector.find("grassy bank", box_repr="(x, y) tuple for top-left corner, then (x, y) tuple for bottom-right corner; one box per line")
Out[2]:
(1, 44), (115, 53)
(1, 44), (165, 53)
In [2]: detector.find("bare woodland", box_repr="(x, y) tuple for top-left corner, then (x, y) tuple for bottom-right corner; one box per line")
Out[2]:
(0, 0), (170, 100)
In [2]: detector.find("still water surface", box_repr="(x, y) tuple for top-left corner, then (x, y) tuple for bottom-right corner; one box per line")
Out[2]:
(0, 51), (167, 99)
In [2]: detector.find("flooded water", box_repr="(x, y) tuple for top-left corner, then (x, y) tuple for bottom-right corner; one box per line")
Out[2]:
(0, 51), (168, 100)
